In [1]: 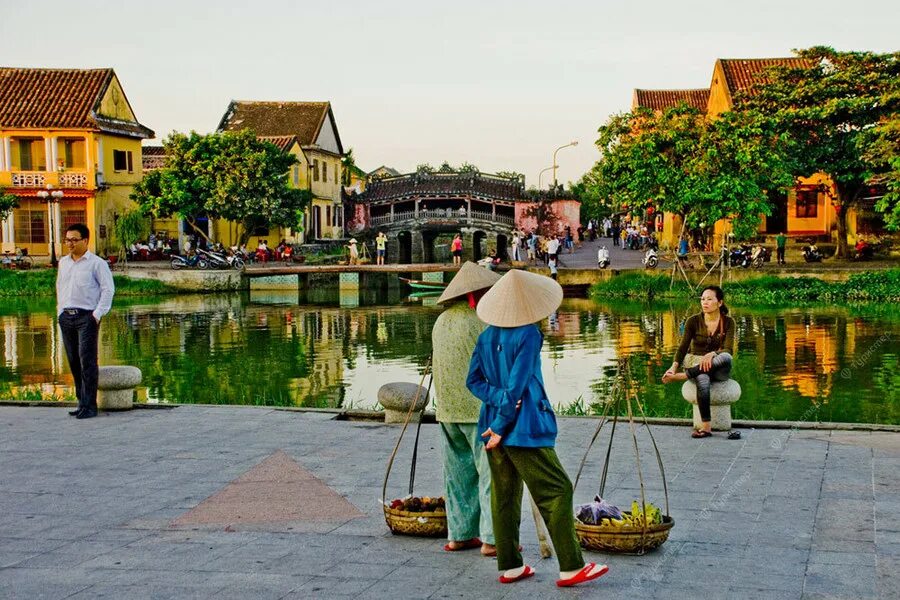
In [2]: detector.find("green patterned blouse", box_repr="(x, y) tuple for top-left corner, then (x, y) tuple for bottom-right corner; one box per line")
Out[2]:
(432, 302), (486, 423)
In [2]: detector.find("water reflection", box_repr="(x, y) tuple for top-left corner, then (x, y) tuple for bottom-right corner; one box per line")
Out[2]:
(0, 293), (897, 424)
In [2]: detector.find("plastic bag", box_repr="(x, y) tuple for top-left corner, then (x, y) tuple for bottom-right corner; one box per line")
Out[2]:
(575, 495), (622, 525)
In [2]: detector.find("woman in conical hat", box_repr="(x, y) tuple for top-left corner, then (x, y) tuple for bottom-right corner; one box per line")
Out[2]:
(466, 269), (608, 588)
(433, 262), (501, 556)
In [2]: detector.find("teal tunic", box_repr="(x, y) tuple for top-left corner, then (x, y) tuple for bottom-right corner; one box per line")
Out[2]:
(432, 301), (494, 543)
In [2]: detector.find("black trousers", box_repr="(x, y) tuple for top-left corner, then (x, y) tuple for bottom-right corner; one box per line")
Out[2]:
(776, 247), (785, 264)
(59, 310), (100, 412)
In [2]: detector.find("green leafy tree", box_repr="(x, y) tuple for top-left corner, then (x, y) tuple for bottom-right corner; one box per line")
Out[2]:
(112, 208), (150, 268)
(736, 47), (900, 256)
(0, 192), (18, 222)
(341, 147), (360, 186)
(859, 92), (900, 231)
(588, 104), (791, 240)
(131, 130), (312, 246)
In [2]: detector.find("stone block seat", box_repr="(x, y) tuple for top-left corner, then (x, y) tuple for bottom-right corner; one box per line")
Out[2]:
(681, 378), (741, 431)
(97, 366), (142, 411)
(378, 382), (429, 424)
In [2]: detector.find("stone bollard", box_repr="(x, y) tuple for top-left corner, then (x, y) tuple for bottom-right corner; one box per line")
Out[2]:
(378, 382), (429, 424)
(681, 379), (741, 431)
(97, 366), (142, 411)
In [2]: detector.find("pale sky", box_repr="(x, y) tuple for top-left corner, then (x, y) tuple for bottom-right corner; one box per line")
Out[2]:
(2, 0), (897, 187)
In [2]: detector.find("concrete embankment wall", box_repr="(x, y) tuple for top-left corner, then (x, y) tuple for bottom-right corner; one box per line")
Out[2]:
(526, 266), (864, 288)
(123, 268), (247, 292)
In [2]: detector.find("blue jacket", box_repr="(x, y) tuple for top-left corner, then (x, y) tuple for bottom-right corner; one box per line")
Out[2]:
(466, 324), (558, 448)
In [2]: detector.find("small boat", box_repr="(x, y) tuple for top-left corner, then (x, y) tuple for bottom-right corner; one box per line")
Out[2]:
(399, 276), (447, 290)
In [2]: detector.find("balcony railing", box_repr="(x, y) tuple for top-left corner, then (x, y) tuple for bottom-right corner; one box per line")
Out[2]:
(369, 208), (515, 227)
(58, 171), (89, 188)
(11, 172), (46, 187)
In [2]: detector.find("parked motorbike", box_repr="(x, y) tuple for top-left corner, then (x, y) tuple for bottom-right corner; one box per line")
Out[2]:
(597, 246), (610, 269)
(802, 244), (823, 263)
(226, 254), (245, 270)
(750, 244), (766, 269)
(170, 253), (208, 270)
(642, 246), (658, 269)
(197, 248), (231, 270)
(853, 240), (874, 261)
(729, 244), (752, 268)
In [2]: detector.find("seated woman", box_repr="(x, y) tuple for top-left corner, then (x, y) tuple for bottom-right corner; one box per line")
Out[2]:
(662, 285), (735, 438)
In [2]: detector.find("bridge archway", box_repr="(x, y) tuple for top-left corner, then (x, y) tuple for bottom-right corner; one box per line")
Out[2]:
(472, 230), (487, 262)
(397, 231), (412, 264)
(496, 233), (509, 260)
(422, 230), (441, 263)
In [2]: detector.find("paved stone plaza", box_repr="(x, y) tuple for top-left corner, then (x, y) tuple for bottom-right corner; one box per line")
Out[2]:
(0, 405), (897, 599)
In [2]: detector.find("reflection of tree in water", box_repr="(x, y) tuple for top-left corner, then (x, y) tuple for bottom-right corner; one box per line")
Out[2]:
(106, 301), (440, 408)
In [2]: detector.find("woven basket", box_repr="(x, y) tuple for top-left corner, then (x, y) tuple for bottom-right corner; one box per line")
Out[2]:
(383, 504), (448, 537)
(575, 515), (674, 554)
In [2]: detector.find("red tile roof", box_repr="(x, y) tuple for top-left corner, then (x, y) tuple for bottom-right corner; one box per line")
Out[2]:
(633, 89), (710, 112)
(361, 172), (525, 203)
(258, 135), (299, 152)
(141, 145), (166, 171)
(0, 67), (153, 138)
(217, 101), (331, 147)
(718, 58), (816, 96)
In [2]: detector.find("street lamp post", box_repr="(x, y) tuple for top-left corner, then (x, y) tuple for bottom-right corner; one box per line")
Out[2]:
(37, 185), (64, 268)
(552, 140), (578, 188)
(537, 166), (554, 190)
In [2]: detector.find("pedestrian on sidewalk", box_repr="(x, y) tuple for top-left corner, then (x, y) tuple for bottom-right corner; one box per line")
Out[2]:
(57, 223), (115, 420)
(776, 232), (787, 265)
(611, 221), (620, 247)
(467, 270), (609, 588)
(432, 262), (502, 557)
(662, 285), (736, 438)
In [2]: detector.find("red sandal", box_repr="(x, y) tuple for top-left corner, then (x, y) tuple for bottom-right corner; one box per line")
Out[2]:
(499, 565), (535, 584)
(443, 538), (481, 552)
(556, 562), (608, 587)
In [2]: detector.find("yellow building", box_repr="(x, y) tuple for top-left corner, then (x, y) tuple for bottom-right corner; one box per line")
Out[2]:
(0, 68), (154, 258)
(215, 101), (345, 244)
(633, 57), (865, 249)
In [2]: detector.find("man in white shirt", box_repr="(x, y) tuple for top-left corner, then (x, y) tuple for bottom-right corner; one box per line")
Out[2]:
(547, 235), (560, 258)
(56, 224), (115, 419)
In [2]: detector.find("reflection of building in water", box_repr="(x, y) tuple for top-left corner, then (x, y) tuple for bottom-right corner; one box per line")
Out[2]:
(1, 313), (71, 395)
(289, 310), (346, 407)
(779, 322), (839, 399)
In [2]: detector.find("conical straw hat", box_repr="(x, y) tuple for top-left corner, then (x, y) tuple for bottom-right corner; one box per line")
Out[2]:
(476, 269), (563, 327)
(437, 261), (502, 304)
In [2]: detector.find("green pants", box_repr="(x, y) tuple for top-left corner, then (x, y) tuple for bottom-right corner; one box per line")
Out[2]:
(487, 446), (584, 571)
(439, 423), (495, 544)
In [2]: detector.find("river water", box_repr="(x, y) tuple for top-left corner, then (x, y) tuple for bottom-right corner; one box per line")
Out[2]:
(1, 290), (897, 424)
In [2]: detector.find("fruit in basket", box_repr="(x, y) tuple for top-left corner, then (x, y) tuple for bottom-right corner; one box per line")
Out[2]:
(389, 496), (446, 513)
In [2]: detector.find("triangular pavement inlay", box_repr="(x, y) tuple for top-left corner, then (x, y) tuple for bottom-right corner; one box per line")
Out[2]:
(172, 450), (365, 526)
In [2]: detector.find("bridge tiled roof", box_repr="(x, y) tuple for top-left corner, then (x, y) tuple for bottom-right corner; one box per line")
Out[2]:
(359, 172), (525, 203)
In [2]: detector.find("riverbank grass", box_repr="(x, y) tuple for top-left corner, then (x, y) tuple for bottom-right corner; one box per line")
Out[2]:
(591, 269), (900, 303)
(0, 269), (177, 297)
